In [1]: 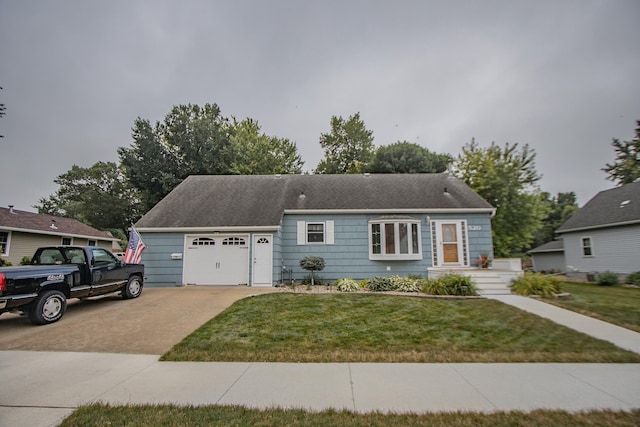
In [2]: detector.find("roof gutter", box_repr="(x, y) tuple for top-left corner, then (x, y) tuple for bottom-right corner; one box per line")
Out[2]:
(136, 225), (281, 233)
(0, 226), (119, 242)
(284, 208), (496, 216)
(556, 219), (640, 234)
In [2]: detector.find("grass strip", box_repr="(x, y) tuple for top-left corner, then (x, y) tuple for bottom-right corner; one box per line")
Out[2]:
(546, 282), (640, 333)
(59, 404), (640, 427)
(161, 294), (640, 363)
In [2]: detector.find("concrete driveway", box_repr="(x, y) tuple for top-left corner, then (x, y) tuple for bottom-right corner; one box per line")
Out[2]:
(0, 286), (279, 355)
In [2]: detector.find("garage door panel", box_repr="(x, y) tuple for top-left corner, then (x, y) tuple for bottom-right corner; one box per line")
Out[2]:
(183, 235), (249, 285)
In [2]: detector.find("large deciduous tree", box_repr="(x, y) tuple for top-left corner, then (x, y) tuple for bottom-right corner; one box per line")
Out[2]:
(229, 118), (304, 175)
(118, 103), (233, 212)
(36, 162), (139, 239)
(602, 120), (640, 186)
(315, 112), (374, 174)
(533, 192), (579, 248)
(455, 139), (548, 257)
(367, 141), (452, 173)
(119, 103), (305, 213)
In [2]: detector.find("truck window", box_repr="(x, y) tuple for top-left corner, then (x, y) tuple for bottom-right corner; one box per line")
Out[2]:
(65, 248), (86, 264)
(92, 248), (117, 266)
(37, 249), (65, 265)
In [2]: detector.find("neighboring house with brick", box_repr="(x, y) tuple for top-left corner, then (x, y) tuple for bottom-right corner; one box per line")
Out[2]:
(555, 180), (640, 280)
(135, 173), (505, 289)
(0, 206), (120, 265)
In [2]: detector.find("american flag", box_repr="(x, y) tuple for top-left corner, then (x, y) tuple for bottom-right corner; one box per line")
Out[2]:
(123, 227), (146, 264)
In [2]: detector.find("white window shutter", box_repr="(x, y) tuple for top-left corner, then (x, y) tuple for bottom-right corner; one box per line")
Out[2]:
(297, 221), (306, 245)
(326, 220), (334, 245)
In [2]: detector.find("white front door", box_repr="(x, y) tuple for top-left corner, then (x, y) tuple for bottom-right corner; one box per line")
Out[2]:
(432, 221), (468, 267)
(252, 234), (273, 286)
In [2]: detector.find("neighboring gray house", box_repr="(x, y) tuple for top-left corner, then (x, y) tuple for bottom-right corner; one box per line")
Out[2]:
(528, 240), (565, 273)
(556, 180), (640, 280)
(0, 206), (120, 265)
(135, 173), (496, 287)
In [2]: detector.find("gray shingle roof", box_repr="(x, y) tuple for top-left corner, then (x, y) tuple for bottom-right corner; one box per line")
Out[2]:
(0, 207), (116, 240)
(136, 174), (494, 229)
(557, 181), (640, 233)
(528, 239), (564, 254)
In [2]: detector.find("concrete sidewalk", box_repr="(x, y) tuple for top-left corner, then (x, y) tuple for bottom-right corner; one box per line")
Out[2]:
(1, 351), (640, 426)
(2, 295), (640, 426)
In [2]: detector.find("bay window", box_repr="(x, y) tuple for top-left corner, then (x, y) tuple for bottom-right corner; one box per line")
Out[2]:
(369, 219), (422, 260)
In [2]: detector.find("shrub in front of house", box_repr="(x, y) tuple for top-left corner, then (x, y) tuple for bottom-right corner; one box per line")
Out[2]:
(510, 272), (560, 297)
(0, 258), (11, 266)
(335, 278), (359, 292)
(299, 256), (326, 286)
(420, 273), (478, 296)
(596, 271), (620, 286)
(389, 275), (419, 292)
(625, 271), (640, 286)
(20, 256), (31, 265)
(365, 276), (395, 292)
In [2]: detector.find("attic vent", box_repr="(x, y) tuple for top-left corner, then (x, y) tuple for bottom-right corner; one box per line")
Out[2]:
(275, 174), (281, 179)
(620, 200), (631, 208)
(50, 220), (58, 230)
(364, 173), (370, 177)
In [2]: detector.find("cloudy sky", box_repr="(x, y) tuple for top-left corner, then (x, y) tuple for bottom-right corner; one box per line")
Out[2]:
(1, 0), (639, 212)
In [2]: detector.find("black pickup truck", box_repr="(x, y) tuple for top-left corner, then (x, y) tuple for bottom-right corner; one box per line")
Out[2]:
(0, 246), (144, 325)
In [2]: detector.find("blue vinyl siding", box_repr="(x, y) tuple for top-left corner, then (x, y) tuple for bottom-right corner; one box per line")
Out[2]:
(281, 212), (493, 282)
(139, 233), (185, 287)
(140, 212), (493, 287)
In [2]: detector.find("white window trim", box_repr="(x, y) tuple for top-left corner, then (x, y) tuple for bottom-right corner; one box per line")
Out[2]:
(581, 236), (594, 257)
(430, 220), (470, 267)
(297, 221), (334, 245)
(0, 231), (10, 256)
(368, 219), (422, 260)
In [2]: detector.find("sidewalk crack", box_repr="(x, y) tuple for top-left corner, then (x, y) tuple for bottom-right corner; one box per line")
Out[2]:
(216, 363), (253, 404)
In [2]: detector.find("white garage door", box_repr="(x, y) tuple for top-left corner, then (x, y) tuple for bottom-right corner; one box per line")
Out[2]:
(183, 235), (249, 285)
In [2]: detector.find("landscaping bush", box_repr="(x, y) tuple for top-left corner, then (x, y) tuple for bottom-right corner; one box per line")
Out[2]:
(0, 258), (11, 266)
(420, 273), (478, 296)
(20, 256), (31, 265)
(301, 274), (325, 286)
(389, 275), (419, 292)
(299, 256), (325, 286)
(511, 272), (560, 297)
(596, 271), (620, 286)
(335, 278), (359, 292)
(365, 276), (394, 292)
(625, 271), (640, 286)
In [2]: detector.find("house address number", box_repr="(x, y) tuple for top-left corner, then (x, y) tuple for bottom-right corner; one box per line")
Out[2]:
(468, 225), (482, 231)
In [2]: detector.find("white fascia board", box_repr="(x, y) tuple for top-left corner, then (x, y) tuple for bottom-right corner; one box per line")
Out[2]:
(284, 208), (496, 215)
(0, 226), (119, 242)
(136, 225), (281, 233)
(556, 219), (640, 234)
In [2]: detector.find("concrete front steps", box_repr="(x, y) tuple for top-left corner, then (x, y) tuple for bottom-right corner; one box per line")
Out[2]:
(427, 267), (521, 295)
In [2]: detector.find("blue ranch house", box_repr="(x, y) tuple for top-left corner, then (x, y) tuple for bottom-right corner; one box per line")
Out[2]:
(135, 173), (498, 288)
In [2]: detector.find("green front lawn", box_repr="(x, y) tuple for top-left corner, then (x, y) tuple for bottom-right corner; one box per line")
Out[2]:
(161, 293), (640, 363)
(60, 404), (640, 426)
(546, 282), (640, 332)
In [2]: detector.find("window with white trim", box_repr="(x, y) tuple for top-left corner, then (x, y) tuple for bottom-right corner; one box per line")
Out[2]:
(0, 231), (9, 256)
(581, 237), (593, 256)
(297, 221), (334, 245)
(369, 219), (422, 260)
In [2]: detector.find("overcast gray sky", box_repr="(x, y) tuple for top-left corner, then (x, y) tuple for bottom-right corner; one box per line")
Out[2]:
(1, 0), (639, 212)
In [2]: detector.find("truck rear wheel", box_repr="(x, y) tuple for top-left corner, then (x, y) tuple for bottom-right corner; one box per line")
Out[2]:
(29, 290), (67, 325)
(122, 276), (143, 299)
